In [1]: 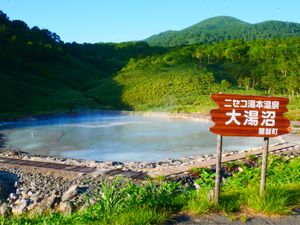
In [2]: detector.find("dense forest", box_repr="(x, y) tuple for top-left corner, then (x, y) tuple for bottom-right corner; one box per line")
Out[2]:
(0, 11), (299, 120)
(146, 16), (300, 47)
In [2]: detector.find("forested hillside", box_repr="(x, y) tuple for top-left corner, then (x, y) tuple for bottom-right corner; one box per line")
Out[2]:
(0, 11), (164, 119)
(106, 38), (300, 119)
(145, 16), (300, 47)
(0, 11), (299, 120)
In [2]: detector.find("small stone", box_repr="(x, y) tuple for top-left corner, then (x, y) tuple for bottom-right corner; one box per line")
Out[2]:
(194, 183), (201, 190)
(16, 188), (21, 195)
(14, 181), (19, 187)
(20, 188), (30, 196)
(9, 193), (16, 199)
(115, 165), (124, 169)
(0, 203), (12, 217)
(9, 193), (18, 200)
(112, 161), (124, 166)
(88, 161), (98, 167)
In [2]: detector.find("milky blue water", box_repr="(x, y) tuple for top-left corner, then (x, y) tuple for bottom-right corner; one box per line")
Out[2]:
(0, 113), (272, 161)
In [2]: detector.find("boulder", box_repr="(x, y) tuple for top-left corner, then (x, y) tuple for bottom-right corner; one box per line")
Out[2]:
(59, 200), (74, 214)
(11, 198), (30, 215)
(30, 191), (61, 214)
(46, 191), (62, 209)
(62, 185), (88, 202)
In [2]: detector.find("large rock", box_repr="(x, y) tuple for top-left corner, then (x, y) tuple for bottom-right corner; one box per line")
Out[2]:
(59, 200), (74, 214)
(47, 191), (61, 208)
(62, 185), (88, 202)
(31, 191), (61, 214)
(11, 198), (31, 215)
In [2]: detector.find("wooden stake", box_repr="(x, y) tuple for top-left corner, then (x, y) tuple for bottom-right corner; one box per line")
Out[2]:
(215, 135), (223, 205)
(260, 137), (269, 196)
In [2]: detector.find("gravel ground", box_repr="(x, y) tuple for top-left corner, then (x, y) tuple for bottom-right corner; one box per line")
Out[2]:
(168, 213), (300, 225)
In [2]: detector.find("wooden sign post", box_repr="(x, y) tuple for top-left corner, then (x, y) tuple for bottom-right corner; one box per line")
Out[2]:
(215, 134), (223, 205)
(210, 93), (290, 204)
(260, 137), (269, 196)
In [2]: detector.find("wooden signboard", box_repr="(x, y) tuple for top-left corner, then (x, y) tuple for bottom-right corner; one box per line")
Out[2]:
(209, 93), (291, 204)
(210, 93), (291, 137)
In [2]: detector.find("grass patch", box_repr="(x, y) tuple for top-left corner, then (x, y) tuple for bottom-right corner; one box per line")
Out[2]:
(184, 189), (215, 215)
(185, 155), (300, 216)
(219, 191), (242, 213)
(244, 184), (300, 215)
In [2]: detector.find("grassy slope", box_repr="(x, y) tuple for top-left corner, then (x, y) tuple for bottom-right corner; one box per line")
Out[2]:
(91, 60), (299, 119)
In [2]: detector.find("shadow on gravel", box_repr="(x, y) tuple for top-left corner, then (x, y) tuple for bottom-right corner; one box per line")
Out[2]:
(167, 213), (300, 225)
(0, 171), (18, 200)
(165, 214), (192, 225)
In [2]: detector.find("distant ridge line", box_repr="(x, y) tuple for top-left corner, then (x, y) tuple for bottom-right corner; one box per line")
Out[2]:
(145, 16), (300, 47)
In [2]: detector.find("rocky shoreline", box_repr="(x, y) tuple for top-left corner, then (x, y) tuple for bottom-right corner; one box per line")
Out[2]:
(0, 139), (290, 172)
(0, 161), (117, 216)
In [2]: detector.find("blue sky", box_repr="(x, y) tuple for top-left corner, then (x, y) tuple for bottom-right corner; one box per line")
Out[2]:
(0, 0), (299, 43)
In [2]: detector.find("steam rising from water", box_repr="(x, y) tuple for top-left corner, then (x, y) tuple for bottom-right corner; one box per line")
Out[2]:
(1, 113), (273, 161)
(56, 121), (152, 128)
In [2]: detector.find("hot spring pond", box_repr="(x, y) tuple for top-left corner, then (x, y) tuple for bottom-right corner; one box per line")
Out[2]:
(0, 113), (277, 162)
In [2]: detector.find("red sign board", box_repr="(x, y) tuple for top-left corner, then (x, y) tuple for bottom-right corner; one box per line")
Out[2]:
(210, 93), (291, 137)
